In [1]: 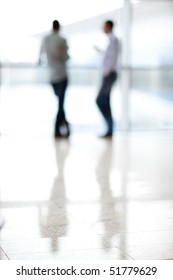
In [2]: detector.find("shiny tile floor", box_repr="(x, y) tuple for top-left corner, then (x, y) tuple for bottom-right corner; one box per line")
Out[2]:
(0, 130), (173, 260)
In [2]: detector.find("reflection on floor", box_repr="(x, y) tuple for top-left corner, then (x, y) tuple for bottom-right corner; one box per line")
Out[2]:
(0, 131), (173, 260)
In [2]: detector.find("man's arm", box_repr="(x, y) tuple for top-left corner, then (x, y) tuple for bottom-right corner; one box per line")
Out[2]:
(59, 39), (70, 62)
(38, 38), (45, 65)
(93, 45), (103, 54)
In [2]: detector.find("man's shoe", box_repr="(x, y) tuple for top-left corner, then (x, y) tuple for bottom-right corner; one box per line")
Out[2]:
(54, 130), (70, 139)
(99, 132), (113, 139)
(61, 121), (70, 138)
(54, 131), (62, 138)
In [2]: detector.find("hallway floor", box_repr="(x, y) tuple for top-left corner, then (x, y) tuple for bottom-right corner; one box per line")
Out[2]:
(0, 131), (173, 260)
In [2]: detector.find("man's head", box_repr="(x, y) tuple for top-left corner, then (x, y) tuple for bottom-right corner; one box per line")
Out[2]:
(103, 20), (114, 34)
(52, 20), (60, 32)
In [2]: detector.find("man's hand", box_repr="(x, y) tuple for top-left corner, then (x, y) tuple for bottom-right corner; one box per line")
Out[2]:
(93, 45), (102, 53)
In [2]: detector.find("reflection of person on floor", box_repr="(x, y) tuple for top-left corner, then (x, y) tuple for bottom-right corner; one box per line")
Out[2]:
(39, 20), (70, 138)
(96, 20), (120, 138)
(96, 140), (119, 251)
(39, 140), (70, 252)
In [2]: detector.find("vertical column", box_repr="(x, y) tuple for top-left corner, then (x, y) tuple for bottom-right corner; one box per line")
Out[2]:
(120, 0), (132, 130)
(118, 0), (132, 254)
(0, 63), (1, 134)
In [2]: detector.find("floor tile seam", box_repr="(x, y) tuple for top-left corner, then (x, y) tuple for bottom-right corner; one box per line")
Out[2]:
(0, 245), (127, 255)
(0, 223), (70, 230)
(96, 229), (173, 236)
(1, 227), (173, 233)
(2, 197), (173, 208)
(110, 241), (173, 247)
(2, 230), (172, 240)
(111, 246), (135, 260)
(0, 237), (102, 241)
(5, 247), (135, 259)
(112, 245), (173, 260)
(0, 247), (10, 260)
(97, 234), (134, 258)
(90, 240), (136, 260)
(111, 228), (173, 233)
(0, 233), (107, 242)
(105, 237), (173, 247)
(98, 233), (173, 249)
(126, 242), (173, 247)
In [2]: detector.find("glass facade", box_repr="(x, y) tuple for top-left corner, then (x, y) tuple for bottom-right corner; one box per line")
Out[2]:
(130, 0), (173, 129)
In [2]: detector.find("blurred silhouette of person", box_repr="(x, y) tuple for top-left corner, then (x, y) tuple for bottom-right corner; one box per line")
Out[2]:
(39, 20), (70, 138)
(96, 20), (120, 138)
(95, 140), (119, 251)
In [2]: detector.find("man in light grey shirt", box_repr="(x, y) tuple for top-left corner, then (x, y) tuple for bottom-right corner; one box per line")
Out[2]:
(39, 20), (70, 138)
(96, 20), (120, 138)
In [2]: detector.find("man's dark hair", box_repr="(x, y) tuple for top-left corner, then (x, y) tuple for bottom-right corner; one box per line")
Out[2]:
(53, 20), (60, 30)
(105, 20), (114, 29)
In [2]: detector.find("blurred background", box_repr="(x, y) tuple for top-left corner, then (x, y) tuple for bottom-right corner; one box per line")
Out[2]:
(0, 0), (173, 135)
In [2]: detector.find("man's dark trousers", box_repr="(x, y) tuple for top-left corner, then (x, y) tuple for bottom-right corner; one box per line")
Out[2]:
(51, 77), (68, 135)
(96, 71), (117, 134)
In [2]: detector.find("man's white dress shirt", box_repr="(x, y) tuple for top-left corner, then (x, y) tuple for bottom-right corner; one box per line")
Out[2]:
(103, 33), (119, 76)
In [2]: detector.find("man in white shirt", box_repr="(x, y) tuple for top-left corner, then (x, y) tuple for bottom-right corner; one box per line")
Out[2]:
(39, 20), (70, 138)
(96, 20), (120, 138)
